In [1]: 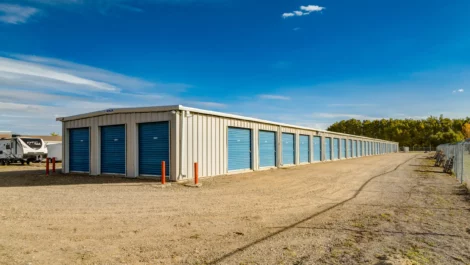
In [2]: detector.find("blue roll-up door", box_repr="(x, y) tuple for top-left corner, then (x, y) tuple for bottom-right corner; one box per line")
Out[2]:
(101, 125), (126, 174)
(69, 128), (90, 172)
(352, 140), (357, 157)
(282, 133), (295, 165)
(359, 141), (363, 157)
(259, 131), (276, 168)
(228, 127), (252, 171)
(138, 122), (170, 176)
(325, 137), (332, 161)
(333, 138), (339, 160)
(299, 135), (309, 163)
(348, 140), (353, 158)
(313, 136), (322, 162)
(341, 139), (346, 159)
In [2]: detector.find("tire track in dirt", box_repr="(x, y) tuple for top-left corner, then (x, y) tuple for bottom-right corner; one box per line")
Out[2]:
(208, 154), (420, 264)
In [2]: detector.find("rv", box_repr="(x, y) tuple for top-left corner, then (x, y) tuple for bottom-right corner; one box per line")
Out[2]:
(0, 137), (47, 165)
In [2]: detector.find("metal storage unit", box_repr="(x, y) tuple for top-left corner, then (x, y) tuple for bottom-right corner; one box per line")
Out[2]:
(58, 105), (399, 180)
(259, 130), (276, 168)
(313, 136), (322, 162)
(282, 133), (295, 165)
(299, 135), (310, 163)
(333, 138), (339, 160)
(228, 127), (252, 171)
(69, 128), (90, 172)
(341, 139), (346, 159)
(100, 125), (126, 174)
(325, 137), (332, 161)
(138, 122), (170, 176)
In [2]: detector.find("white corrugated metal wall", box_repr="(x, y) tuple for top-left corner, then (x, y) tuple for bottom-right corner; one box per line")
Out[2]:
(177, 112), (398, 181)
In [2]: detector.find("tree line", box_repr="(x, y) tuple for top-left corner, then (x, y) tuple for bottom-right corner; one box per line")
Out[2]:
(327, 115), (470, 147)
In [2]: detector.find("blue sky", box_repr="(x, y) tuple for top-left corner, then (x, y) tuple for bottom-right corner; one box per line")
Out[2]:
(0, 0), (469, 135)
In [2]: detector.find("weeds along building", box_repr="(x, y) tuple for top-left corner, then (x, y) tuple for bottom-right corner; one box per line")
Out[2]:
(56, 105), (399, 181)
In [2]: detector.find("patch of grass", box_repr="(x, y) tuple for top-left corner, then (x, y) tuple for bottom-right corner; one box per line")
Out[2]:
(404, 245), (430, 264)
(379, 213), (393, 222)
(351, 222), (365, 229)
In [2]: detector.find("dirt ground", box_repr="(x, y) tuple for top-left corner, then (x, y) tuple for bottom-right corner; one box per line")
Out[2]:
(1, 154), (469, 265)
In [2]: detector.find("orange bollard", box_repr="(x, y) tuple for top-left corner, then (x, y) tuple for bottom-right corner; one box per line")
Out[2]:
(194, 162), (198, 185)
(46, 157), (49, 176)
(161, 161), (166, 185)
(52, 157), (56, 173)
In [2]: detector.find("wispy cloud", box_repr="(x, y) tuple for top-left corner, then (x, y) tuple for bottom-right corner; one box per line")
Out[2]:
(258, 94), (291, 100)
(0, 4), (39, 24)
(293, 27), (301, 31)
(0, 53), (194, 134)
(282, 4), (324, 19)
(452, 88), (464, 94)
(0, 56), (118, 91)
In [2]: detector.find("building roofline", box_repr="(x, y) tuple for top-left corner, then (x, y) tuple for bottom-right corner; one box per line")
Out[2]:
(56, 104), (398, 143)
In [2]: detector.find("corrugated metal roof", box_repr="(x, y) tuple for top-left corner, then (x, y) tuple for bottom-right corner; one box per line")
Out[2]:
(56, 105), (398, 143)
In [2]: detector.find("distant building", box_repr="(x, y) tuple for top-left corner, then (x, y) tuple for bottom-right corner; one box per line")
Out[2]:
(0, 131), (12, 139)
(22, 135), (62, 145)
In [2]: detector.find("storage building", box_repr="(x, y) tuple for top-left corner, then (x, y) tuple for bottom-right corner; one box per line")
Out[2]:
(56, 105), (399, 181)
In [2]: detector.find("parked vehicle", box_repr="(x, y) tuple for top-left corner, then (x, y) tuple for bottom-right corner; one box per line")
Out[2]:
(0, 137), (47, 165)
(46, 143), (62, 162)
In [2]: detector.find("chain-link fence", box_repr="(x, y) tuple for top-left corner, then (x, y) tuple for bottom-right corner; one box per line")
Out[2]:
(409, 146), (435, 152)
(436, 142), (470, 187)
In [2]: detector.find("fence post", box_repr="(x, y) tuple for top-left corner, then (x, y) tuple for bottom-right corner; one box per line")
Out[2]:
(46, 158), (49, 176)
(194, 162), (199, 185)
(52, 157), (56, 173)
(161, 161), (166, 185)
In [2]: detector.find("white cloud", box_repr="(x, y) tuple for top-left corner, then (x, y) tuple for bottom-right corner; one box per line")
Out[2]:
(282, 4), (325, 19)
(300, 5), (325, 12)
(282, 12), (295, 18)
(452, 88), (464, 93)
(0, 4), (39, 24)
(259, 94), (291, 100)
(293, 27), (301, 31)
(0, 57), (118, 91)
(0, 101), (46, 112)
(0, 53), (195, 135)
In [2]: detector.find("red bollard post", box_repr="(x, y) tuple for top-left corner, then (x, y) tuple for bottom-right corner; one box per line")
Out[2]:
(52, 157), (56, 173)
(161, 161), (166, 185)
(46, 157), (49, 176)
(194, 162), (198, 185)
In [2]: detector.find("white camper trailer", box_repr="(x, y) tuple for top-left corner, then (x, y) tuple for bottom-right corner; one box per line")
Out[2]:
(0, 137), (47, 165)
(46, 143), (62, 162)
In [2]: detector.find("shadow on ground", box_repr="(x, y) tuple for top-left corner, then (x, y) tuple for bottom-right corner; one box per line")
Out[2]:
(0, 169), (161, 188)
